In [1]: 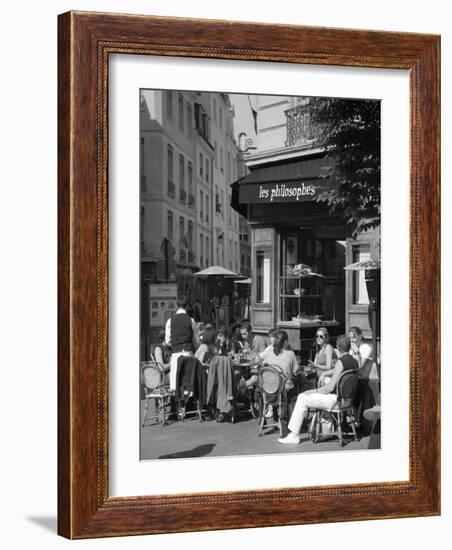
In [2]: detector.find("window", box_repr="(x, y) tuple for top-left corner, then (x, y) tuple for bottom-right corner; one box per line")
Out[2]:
(220, 191), (224, 218)
(200, 189), (204, 220)
(206, 236), (209, 266)
(205, 158), (209, 182)
(167, 145), (174, 196)
(205, 194), (209, 223)
(227, 151), (231, 181)
(187, 221), (193, 252)
(228, 193), (232, 225)
(352, 244), (371, 305)
(179, 216), (185, 260)
(200, 233), (204, 267)
(140, 137), (146, 190)
(166, 90), (173, 120)
(219, 107), (223, 129)
(179, 155), (185, 203)
(220, 148), (224, 171)
(187, 103), (192, 138)
(214, 141), (218, 167)
(188, 162), (194, 206)
(199, 152), (203, 177)
(178, 94), (184, 132)
(229, 239), (232, 269)
(256, 249), (271, 304)
(167, 210), (173, 241)
(215, 187), (221, 214)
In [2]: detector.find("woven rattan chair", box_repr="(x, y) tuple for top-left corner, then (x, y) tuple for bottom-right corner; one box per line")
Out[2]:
(257, 365), (285, 436)
(141, 361), (173, 427)
(310, 369), (359, 446)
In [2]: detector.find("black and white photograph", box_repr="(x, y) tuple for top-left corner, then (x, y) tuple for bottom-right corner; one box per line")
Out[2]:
(139, 90), (381, 460)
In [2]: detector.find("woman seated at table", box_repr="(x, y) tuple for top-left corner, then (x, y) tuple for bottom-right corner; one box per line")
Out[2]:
(194, 327), (217, 365)
(255, 330), (300, 430)
(258, 328), (277, 359)
(308, 327), (336, 379)
(150, 330), (171, 384)
(216, 327), (233, 356)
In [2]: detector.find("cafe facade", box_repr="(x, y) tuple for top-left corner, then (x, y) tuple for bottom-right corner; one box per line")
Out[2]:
(231, 144), (380, 361)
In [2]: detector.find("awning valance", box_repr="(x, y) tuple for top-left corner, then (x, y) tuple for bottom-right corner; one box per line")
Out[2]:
(231, 155), (334, 215)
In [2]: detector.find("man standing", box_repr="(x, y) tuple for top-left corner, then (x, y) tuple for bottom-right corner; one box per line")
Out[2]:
(165, 295), (199, 391)
(278, 334), (358, 445)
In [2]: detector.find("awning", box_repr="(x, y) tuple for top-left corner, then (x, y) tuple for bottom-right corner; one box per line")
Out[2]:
(231, 155), (335, 216)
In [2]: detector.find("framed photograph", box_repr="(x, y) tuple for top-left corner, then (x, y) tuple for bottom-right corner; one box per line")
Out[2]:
(58, 11), (440, 538)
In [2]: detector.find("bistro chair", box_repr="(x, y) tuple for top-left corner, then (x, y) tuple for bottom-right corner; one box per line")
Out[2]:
(310, 369), (359, 446)
(175, 356), (207, 422)
(141, 361), (173, 427)
(257, 365), (285, 437)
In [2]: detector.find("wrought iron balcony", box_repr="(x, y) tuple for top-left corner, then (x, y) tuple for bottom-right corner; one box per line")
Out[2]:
(188, 192), (195, 207)
(285, 103), (320, 147)
(179, 188), (187, 204)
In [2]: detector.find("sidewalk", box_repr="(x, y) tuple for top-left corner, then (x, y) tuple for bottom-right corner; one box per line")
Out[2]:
(140, 400), (374, 460)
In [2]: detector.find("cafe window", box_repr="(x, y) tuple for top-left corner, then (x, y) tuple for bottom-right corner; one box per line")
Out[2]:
(279, 231), (325, 322)
(256, 249), (271, 304)
(352, 243), (370, 305)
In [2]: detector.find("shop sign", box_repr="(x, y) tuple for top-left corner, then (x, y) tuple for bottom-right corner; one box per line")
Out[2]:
(149, 284), (177, 326)
(239, 179), (331, 204)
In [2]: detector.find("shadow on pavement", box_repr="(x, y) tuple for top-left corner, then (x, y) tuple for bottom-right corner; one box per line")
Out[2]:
(159, 443), (216, 459)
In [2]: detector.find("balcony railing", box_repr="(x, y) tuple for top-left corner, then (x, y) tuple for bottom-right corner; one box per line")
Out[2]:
(215, 202), (222, 215)
(179, 188), (187, 204)
(188, 250), (195, 263)
(179, 249), (187, 262)
(167, 180), (175, 198)
(188, 192), (195, 208)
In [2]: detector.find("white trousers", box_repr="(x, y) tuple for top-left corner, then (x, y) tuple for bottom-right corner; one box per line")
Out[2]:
(288, 392), (338, 435)
(169, 351), (193, 390)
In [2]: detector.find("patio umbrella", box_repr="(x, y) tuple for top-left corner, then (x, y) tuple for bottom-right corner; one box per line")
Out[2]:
(193, 265), (243, 278)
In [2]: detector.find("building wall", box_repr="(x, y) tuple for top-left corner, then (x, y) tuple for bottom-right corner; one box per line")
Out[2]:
(140, 89), (247, 339)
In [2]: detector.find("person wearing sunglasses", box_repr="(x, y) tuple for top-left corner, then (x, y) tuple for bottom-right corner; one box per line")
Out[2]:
(308, 327), (336, 380)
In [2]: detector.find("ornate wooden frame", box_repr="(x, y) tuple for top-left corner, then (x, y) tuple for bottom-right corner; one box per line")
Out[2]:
(58, 11), (440, 538)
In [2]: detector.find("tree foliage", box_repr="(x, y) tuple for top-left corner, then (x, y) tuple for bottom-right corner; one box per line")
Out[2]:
(311, 97), (381, 234)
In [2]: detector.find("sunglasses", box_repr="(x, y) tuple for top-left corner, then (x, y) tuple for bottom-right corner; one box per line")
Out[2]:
(316, 334), (325, 339)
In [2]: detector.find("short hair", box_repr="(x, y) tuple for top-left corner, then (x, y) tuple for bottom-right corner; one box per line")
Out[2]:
(336, 334), (351, 353)
(240, 321), (252, 333)
(348, 326), (363, 338)
(268, 328), (277, 337)
(176, 295), (188, 309)
(158, 330), (166, 343)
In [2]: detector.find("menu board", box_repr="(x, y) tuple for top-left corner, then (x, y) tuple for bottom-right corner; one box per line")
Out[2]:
(149, 284), (177, 327)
